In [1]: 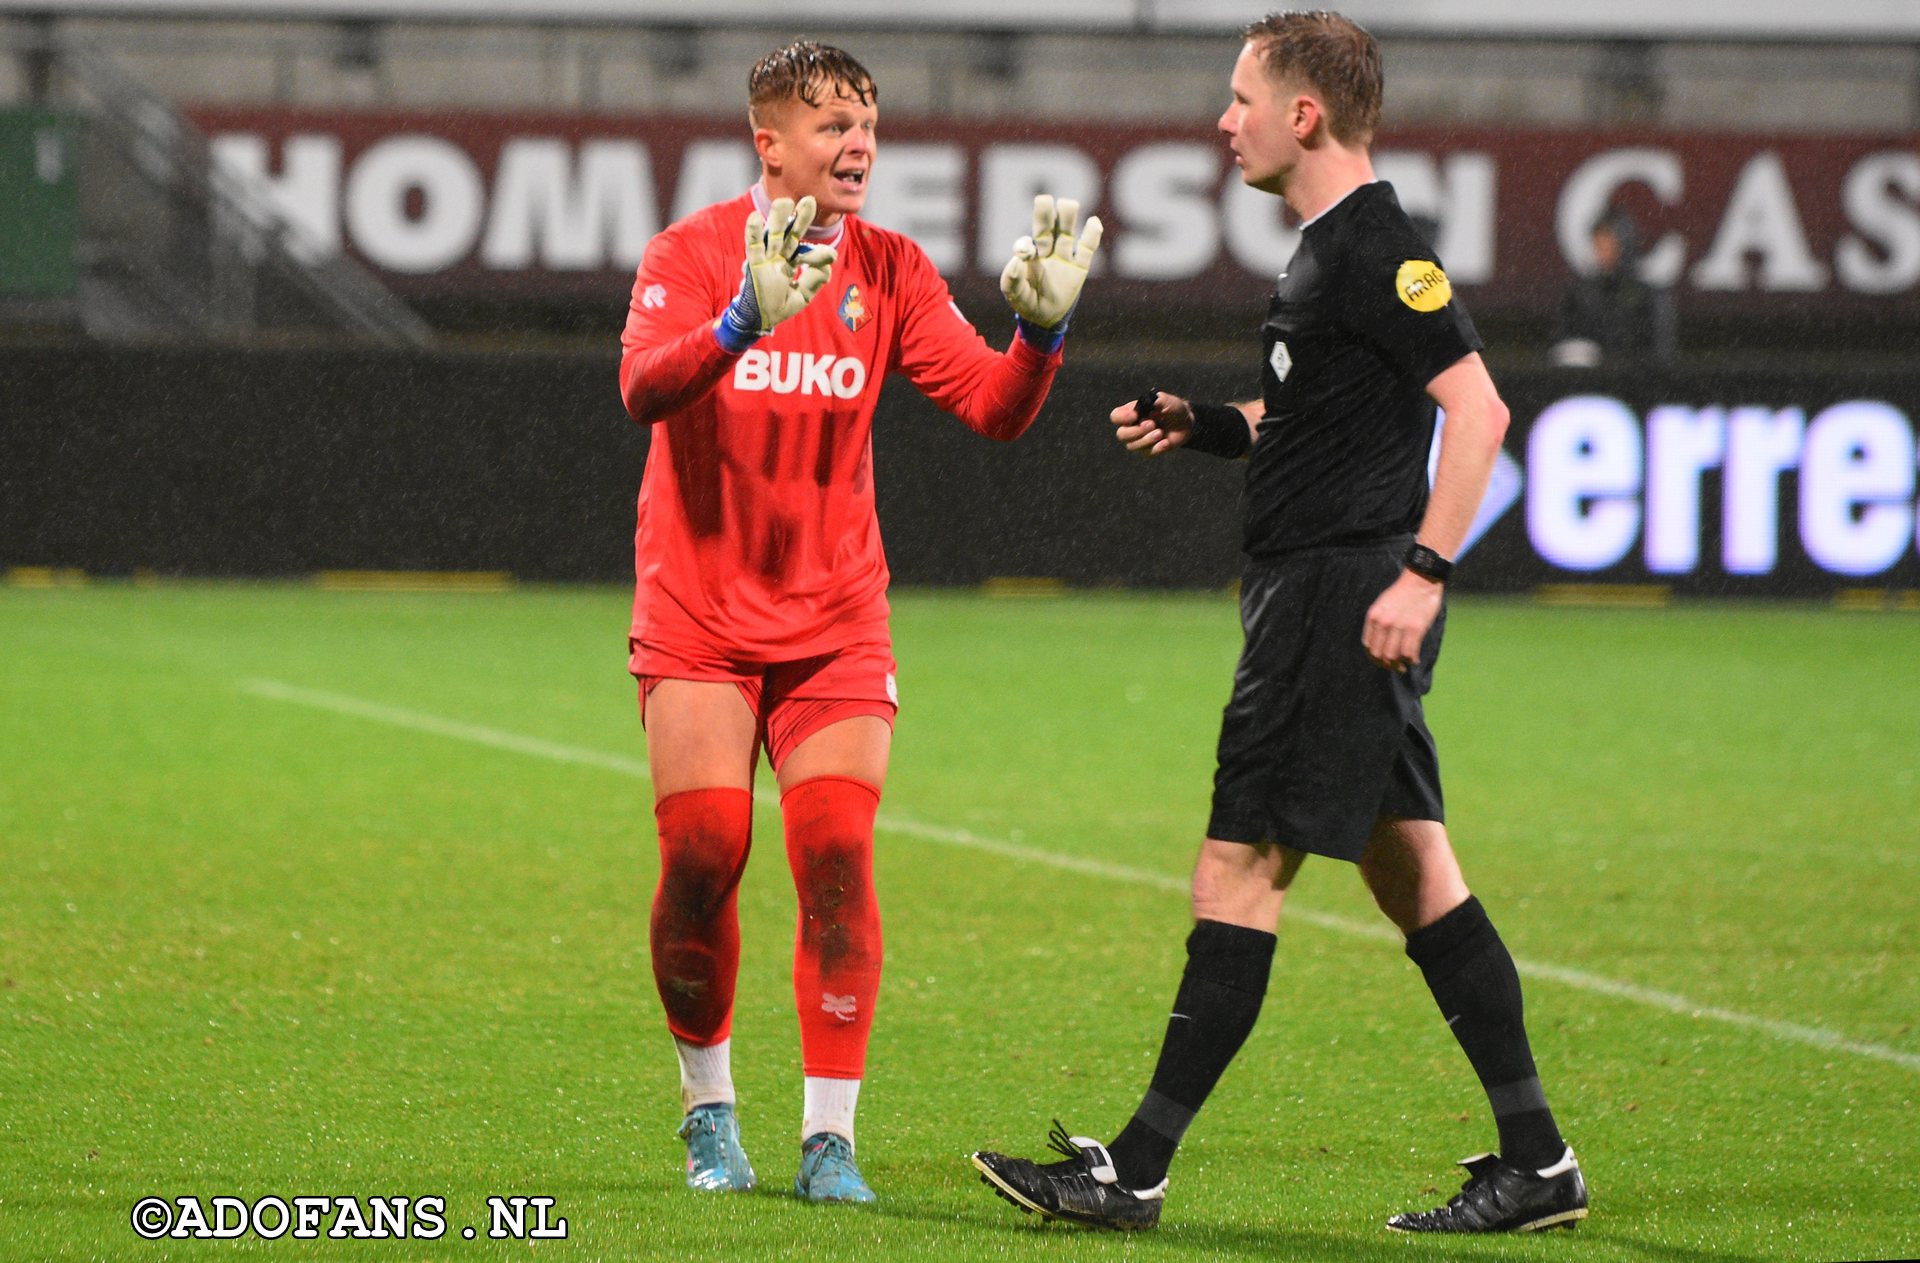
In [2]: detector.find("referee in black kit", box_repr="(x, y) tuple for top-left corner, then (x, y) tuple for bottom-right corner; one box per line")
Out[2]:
(971, 11), (1588, 1235)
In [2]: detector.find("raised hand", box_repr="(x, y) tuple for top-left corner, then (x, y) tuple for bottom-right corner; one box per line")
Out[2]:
(717, 196), (838, 347)
(999, 194), (1102, 330)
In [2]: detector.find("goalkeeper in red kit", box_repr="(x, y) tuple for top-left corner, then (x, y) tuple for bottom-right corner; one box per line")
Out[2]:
(617, 40), (1101, 1204)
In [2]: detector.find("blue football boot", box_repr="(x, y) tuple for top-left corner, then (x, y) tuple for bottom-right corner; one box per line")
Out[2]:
(676, 1103), (755, 1192)
(794, 1132), (877, 1203)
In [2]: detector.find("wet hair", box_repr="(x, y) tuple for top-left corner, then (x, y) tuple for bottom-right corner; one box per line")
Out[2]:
(747, 40), (877, 128)
(1241, 11), (1383, 146)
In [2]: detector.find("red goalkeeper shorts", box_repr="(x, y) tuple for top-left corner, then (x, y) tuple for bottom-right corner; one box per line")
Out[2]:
(631, 637), (898, 771)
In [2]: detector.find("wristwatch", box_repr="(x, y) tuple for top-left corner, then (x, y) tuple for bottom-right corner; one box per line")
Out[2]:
(1405, 543), (1453, 584)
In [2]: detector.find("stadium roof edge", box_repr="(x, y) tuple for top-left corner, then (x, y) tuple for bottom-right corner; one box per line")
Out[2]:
(2, 1), (1919, 42)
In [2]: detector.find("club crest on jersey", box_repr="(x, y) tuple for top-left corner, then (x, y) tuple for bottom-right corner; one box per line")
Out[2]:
(1269, 340), (1293, 382)
(1396, 260), (1452, 312)
(838, 284), (871, 332)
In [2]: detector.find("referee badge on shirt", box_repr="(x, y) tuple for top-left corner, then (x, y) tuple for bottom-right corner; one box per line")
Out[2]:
(1269, 341), (1293, 382)
(838, 284), (872, 332)
(1396, 260), (1452, 312)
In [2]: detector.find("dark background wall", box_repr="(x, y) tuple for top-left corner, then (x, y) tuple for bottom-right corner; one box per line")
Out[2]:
(0, 344), (1253, 586)
(5, 345), (1918, 596)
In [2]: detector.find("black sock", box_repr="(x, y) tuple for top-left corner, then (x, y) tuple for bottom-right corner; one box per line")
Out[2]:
(1405, 895), (1565, 1170)
(1106, 919), (1276, 1190)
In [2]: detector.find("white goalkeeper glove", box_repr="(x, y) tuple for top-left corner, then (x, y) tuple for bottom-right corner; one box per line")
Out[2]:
(999, 194), (1103, 338)
(714, 195), (837, 352)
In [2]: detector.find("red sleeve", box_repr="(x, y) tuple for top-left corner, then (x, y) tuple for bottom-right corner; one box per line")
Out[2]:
(619, 219), (738, 425)
(889, 241), (1062, 443)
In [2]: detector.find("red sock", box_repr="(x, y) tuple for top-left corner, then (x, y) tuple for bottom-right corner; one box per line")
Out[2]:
(649, 787), (753, 1046)
(782, 775), (883, 1079)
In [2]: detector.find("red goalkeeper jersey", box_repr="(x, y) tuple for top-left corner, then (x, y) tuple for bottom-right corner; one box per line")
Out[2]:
(619, 190), (1062, 662)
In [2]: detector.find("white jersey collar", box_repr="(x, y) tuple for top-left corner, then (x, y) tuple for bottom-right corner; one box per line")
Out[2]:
(1298, 179), (1376, 232)
(750, 182), (847, 249)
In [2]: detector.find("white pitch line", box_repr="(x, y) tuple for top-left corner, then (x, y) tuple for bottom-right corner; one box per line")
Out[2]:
(240, 677), (1920, 1075)
(242, 678), (651, 779)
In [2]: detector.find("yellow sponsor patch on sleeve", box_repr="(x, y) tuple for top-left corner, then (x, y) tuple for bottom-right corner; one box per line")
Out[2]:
(1396, 259), (1451, 312)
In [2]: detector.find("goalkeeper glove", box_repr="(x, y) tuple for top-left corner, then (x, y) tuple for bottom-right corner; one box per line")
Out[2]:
(714, 195), (837, 353)
(999, 194), (1102, 351)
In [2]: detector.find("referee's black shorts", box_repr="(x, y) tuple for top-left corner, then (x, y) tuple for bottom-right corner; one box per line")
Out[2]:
(1206, 539), (1445, 863)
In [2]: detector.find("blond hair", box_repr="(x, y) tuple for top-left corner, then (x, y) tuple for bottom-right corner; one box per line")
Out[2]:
(1242, 11), (1383, 146)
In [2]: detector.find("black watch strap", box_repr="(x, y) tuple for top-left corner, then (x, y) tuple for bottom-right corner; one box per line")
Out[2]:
(1405, 543), (1454, 583)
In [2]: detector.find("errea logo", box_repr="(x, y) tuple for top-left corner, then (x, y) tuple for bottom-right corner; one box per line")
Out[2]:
(640, 283), (666, 309)
(733, 349), (868, 399)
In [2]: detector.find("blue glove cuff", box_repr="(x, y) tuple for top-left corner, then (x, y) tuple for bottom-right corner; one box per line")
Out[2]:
(1014, 313), (1068, 354)
(713, 298), (761, 354)
(712, 263), (765, 354)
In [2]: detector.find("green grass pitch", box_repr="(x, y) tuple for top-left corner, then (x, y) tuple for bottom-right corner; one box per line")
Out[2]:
(3, 583), (1916, 1261)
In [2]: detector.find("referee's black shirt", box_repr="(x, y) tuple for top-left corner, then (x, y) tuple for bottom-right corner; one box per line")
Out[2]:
(1245, 181), (1482, 558)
